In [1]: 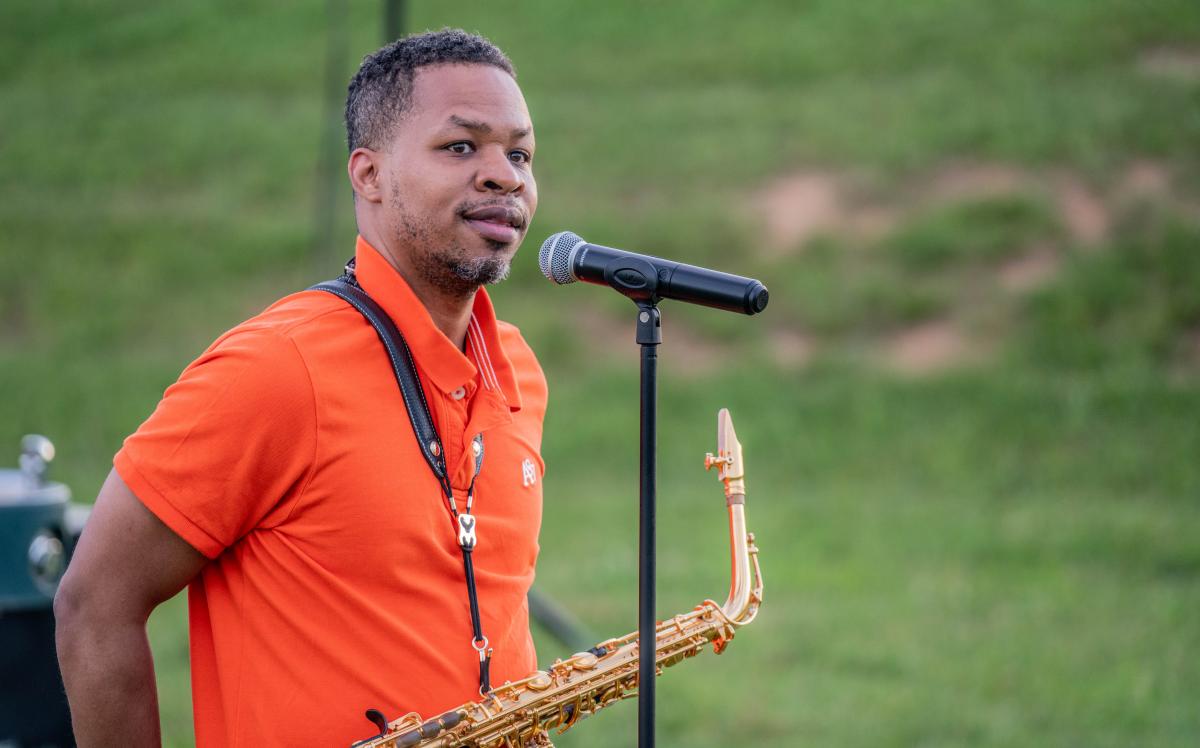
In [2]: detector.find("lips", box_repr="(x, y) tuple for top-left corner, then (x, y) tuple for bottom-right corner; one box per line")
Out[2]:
(461, 205), (527, 244)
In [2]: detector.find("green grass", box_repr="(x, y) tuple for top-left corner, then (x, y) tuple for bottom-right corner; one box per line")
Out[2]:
(1019, 221), (1200, 372)
(5, 0), (1200, 746)
(884, 196), (1059, 271)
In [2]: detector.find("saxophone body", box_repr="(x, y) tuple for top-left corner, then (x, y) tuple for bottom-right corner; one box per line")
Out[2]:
(355, 409), (763, 748)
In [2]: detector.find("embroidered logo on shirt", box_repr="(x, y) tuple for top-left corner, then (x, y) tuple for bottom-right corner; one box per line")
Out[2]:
(521, 458), (538, 488)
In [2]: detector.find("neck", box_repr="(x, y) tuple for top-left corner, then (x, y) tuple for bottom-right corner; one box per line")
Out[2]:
(411, 284), (474, 352)
(360, 229), (475, 351)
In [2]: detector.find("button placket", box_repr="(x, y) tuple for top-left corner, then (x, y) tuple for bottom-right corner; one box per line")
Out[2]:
(312, 267), (497, 694)
(444, 391), (480, 503)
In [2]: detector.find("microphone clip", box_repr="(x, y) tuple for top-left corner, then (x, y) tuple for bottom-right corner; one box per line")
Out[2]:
(601, 255), (661, 304)
(635, 302), (662, 347)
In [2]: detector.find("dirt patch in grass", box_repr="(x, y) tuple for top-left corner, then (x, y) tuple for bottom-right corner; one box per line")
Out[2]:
(750, 159), (1184, 257)
(1182, 326), (1200, 372)
(767, 327), (816, 370)
(753, 171), (841, 253)
(923, 162), (1029, 202)
(923, 162), (1112, 245)
(1116, 159), (1172, 201)
(1139, 47), (1200, 81)
(750, 170), (895, 255)
(749, 158), (1189, 374)
(883, 319), (973, 374)
(1052, 172), (1110, 244)
(999, 243), (1061, 293)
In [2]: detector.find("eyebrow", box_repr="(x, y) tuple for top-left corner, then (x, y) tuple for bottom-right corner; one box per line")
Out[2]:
(447, 115), (531, 140)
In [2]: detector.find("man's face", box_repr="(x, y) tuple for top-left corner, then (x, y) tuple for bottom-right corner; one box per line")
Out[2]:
(374, 64), (537, 298)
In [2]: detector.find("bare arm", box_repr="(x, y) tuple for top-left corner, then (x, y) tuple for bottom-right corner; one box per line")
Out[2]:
(54, 468), (207, 747)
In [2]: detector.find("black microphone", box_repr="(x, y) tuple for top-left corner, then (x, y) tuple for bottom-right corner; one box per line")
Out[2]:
(538, 232), (769, 315)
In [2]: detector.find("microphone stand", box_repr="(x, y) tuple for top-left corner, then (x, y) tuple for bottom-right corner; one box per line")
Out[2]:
(539, 230), (767, 747)
(634, 300), (661, 748)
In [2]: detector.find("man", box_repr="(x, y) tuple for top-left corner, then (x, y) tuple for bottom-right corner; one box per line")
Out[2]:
(55, 29), (546, 747)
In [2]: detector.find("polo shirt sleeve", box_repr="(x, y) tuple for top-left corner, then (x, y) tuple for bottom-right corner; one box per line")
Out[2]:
(114, 327), (317, 559)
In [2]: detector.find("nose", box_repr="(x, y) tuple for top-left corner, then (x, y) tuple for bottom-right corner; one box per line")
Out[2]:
(475, 147), (525, 194)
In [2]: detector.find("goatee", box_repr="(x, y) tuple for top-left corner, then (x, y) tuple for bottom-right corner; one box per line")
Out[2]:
(447, 254), (511, 288)
(419, 250), (511, 300)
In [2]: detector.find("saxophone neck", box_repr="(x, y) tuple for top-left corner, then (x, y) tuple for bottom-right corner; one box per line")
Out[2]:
(705, 409), (762, 624)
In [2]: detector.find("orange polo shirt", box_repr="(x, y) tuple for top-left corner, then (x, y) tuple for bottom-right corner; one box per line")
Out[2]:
(114, 236), (547, 747)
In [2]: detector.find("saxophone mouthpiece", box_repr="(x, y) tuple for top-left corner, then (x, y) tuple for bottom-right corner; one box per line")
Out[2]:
(705, 408), (746, 502)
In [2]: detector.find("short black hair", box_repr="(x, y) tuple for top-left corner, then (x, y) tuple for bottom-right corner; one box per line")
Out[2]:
(345, 28), (516, 153)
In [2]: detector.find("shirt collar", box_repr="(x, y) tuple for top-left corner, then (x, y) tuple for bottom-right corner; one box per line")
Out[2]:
(353, 235), (523, 412)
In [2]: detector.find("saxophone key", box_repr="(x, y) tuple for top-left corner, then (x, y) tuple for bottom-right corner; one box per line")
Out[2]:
(567, 652), (598, 670)
(526, 671), (553, 692)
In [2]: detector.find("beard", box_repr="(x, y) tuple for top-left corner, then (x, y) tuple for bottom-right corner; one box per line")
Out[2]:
(390, 191), (514, 300)
(444, 253), (511, 287)
(408, 235), (512, 300)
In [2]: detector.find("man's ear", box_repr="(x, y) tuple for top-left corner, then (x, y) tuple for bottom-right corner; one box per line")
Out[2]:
(348, 148), (384, 203)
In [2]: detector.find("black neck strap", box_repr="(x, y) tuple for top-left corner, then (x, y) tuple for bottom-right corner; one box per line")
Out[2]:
(310, 260), (493, 695)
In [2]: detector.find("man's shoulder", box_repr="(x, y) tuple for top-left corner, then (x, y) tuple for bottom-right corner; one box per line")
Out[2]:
(200, 289), (367, 360)
(174, 290), (372, 399)
(219, 290), (356, 341)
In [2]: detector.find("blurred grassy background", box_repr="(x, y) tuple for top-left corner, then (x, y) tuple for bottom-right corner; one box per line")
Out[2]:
(3, 1), (1200, 746)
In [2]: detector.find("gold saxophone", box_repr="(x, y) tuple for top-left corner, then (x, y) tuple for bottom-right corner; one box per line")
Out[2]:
(356, 409), (763, 748)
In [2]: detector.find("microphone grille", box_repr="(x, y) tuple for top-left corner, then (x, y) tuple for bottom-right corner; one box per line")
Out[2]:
(539, 231), (585, 285)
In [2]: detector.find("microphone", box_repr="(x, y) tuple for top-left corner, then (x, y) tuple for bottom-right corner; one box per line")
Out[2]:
(539, 232), (769, 315)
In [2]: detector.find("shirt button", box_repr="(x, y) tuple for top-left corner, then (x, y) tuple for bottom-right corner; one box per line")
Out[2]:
(451, 387), (466, 400)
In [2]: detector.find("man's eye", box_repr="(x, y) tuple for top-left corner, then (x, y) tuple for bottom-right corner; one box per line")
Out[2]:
(509, 150), (532, 165)
(446, 142), (475, 155)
